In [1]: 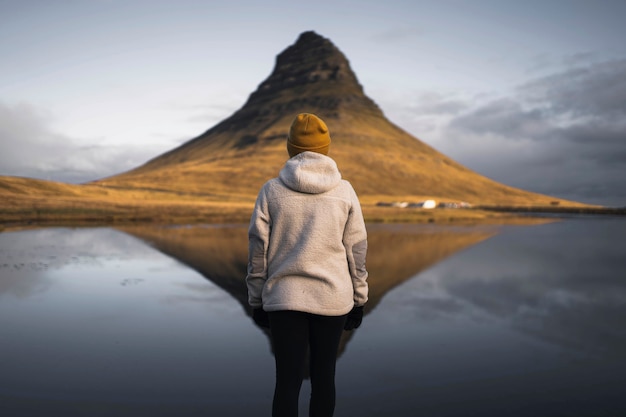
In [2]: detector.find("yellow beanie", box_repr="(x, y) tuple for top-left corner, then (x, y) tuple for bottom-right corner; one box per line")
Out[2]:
(287, 113), (331, 157)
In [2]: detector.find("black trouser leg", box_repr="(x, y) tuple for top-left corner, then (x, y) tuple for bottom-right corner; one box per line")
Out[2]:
(269, 311), (309, 417)
(309, 313), (347, 417)
(269, 311), (347, 417)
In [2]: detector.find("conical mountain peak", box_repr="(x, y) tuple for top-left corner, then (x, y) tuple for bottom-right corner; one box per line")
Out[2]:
(174, 31), (384, 146)
(246, 31), (365, 105)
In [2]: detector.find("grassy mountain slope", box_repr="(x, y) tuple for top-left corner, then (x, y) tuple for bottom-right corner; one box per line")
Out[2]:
(98, 31), (578, 207)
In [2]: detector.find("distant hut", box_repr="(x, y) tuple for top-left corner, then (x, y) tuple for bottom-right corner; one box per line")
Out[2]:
(422, 200), (437, 209)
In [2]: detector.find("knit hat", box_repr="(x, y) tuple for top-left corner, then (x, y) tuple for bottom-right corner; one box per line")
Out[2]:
(287, 113), (331, 157)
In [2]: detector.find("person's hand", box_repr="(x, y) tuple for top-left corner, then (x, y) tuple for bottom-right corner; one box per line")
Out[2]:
(344, 306), (364, 330)
(253, 308), (270, 328)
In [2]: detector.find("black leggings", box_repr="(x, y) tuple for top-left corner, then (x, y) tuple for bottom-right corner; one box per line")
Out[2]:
(268, 310), (347, 417)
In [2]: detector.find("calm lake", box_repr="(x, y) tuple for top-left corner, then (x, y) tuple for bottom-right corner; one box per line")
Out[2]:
(1, 217), (625, 417)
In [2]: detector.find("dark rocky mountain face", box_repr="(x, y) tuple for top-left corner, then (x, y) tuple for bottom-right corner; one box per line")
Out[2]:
(205, 31), (384, 137)
(245, 31), (380, 114)
(251, 32), (363, 98)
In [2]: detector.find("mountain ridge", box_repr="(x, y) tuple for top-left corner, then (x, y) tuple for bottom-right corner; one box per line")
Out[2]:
(98, 31), (570, 206)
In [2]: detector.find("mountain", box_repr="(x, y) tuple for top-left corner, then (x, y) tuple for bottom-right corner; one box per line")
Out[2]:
(98, 31), (570, 206)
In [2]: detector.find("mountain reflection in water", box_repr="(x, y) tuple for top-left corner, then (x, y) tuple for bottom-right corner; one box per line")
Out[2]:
(120, 223), (495, 357)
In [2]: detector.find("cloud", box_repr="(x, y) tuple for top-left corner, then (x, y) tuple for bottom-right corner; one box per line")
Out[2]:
(370, 27), (424, 43)
(450, 98), (550, 139)
(0, 102), (68, 177)
(406, 91), (470, 116)
(437, 58), (626, 206)
(184, 103), (239, 125)
(0, 101), (167, 183)
(521, 58), (626, 120)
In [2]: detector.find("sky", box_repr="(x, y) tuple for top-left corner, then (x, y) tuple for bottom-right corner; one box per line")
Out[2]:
(1, 0), (625, 206)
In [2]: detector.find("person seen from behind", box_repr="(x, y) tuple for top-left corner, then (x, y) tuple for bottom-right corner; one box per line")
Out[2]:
(246, 113), (369, 417)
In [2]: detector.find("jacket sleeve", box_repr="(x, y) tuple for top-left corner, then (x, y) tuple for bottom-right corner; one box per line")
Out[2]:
(343, 185), (369, 307)
(246, 186), (271, 308)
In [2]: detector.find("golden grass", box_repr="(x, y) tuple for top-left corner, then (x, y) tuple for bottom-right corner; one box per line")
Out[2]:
(361, 204), (556, 225)
(0, 177), (560, 228)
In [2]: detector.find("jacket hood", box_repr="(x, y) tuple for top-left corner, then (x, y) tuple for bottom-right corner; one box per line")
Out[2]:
(278, 151), (342, 194)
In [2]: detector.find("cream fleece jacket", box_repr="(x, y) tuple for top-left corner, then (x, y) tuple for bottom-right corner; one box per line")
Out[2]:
(246, 151), (368, 316)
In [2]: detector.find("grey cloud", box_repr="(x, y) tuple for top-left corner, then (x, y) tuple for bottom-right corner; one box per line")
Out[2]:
(527, 52), (601, 74)
(0, 101), (168, 183)
(562, 121), (626, 162)
(561, 51), (598, 67)
(0, 102), (61, 172)
(186, 104), (236, 124)
(450, 98), (551, 140)
(441, 58), (626, 206)
(521, 58), (626, 120)
(525, 53), (554, 74)
(408, 92), (470, 116)
(378, 91), (471, 137)
(371, 27), (424, 42)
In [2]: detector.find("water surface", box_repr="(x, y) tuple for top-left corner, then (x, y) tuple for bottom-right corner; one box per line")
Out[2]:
(0, 219), (624, 416)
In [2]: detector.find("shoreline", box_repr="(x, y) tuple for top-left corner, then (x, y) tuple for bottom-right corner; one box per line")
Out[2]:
(476, 205), (626, 215)
(3, 204), (619, 232)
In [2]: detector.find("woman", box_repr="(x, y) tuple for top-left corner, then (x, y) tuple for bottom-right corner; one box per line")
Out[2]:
(246, 113), (368, 417)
